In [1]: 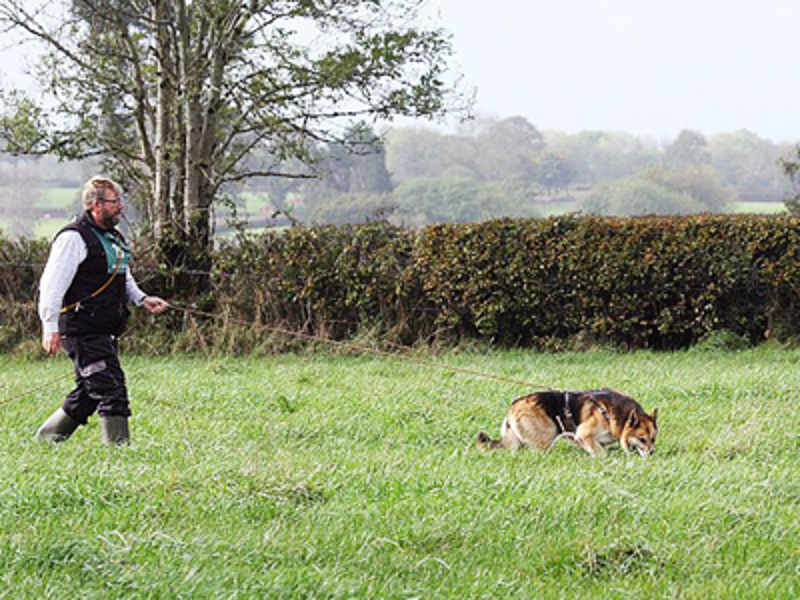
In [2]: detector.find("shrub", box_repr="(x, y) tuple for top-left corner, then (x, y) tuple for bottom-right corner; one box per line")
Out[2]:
(582, 177), (708, 216)
(4, 215), (800, 352)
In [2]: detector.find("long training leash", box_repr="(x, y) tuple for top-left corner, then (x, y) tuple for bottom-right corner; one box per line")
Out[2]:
(165, 301), (555, 389)
(0, 367), (74, 408)
(1, 301), (554, 407)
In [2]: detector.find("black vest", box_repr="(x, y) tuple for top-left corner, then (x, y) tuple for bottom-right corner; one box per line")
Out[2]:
(58, 212), (130, 336)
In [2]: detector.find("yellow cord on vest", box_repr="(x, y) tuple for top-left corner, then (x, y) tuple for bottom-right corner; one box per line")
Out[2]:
(60, 249), (123, 314)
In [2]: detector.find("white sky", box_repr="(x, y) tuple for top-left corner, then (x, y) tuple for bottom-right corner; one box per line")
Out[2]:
(424, 0), (800, 143)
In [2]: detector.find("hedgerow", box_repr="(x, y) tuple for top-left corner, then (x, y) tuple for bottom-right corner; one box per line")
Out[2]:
(2, 214), (799, 353)
(0, 235), (49, 351)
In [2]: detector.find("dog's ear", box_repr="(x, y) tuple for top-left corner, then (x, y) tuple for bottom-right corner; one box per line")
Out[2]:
(627, 411), (639, 427)
(651, 408), (658, 426)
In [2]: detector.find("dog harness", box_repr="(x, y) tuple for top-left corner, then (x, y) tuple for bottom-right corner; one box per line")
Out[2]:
(559, 390), (612, 433)
(560, 391), (580, 432)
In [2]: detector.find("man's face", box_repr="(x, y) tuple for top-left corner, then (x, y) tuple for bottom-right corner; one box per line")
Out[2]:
(93, 189), (124, 229)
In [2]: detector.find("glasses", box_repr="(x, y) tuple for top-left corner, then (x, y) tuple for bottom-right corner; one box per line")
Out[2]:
(100, 196), (123, 205)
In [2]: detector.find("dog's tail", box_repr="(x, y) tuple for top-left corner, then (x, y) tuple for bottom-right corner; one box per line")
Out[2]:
(475, 431), (503, 450)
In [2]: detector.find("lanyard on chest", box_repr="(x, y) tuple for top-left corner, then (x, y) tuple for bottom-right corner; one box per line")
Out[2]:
(92, 229), (131, 275)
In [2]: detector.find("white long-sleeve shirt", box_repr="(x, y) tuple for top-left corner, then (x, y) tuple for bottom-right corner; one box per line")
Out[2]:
(38, 230), (147, 334)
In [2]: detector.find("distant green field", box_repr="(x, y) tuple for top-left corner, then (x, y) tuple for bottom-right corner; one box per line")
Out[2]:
(35, 187), (79, 211)
(729, 201), (787, 215)
(0, 187), (792, 240)
(33, 218), (66, 240)
(536, 201), (579, 217)
(237, 192), (273, 215)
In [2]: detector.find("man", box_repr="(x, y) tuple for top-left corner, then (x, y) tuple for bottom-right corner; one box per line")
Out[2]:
(36, 175), (168, 445)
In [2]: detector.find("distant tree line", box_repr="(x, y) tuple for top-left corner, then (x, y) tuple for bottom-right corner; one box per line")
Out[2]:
(241, 117), (795, 225)
(1, 117), (796, 235)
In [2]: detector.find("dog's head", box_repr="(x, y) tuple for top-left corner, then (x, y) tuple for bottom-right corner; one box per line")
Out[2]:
(620, 408), (658, 457)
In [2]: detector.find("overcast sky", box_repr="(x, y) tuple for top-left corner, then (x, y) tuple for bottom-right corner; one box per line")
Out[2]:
(425, 0), (800, 143)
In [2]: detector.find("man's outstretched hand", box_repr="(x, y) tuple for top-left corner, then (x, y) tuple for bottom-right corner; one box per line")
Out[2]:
(143, 296), (169, 315)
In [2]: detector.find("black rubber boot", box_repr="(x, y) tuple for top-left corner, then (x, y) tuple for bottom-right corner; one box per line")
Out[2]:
(36, 408), (80, 443)
(100, 415), (130, 445)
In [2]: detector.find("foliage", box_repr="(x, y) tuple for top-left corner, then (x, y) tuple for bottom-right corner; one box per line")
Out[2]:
(641, 164), (733, 211)
(212, 222), (426, 347)
(393, 177), (499, 224)
(537, 152), (577, 194)
(779, 144), (800, 215)
(288, 125), (396, 221)
(213, 215), (800, 350)
(581, 177), (707, 216)
(308, 193), (398, 225)
(0, 234), (48, 350)
(384, 124), (789, 220)
(0, 0), (464, 289)
(1, 122), (793, 233)
(710, 129), (790, 197)
(664, 129), (712, 167)
(414, 215), (800, 349)
(472, 116), (545, 182)
(315, 125), (394, 196)
(391, 175), (542, 225)
(385, 126), (468, 182)
(5, 215), (800, 352)
(543, 129), (661, 185)
(1, 349), (800, 597)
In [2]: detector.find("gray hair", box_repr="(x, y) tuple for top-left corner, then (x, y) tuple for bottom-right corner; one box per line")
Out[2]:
(82, 176), (124, 209)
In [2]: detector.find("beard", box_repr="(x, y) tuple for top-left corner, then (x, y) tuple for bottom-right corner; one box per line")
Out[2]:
(99, 212), (121, 229)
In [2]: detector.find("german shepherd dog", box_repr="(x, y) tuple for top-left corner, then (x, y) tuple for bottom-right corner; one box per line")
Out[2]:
(476, 389), (658, 457)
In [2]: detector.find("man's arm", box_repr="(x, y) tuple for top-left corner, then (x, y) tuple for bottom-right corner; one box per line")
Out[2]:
(39, 232), (86, 354)
(126, 271), (169, 315)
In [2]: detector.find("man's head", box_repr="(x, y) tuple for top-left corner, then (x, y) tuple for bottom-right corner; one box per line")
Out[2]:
(83, 176), (124, 229)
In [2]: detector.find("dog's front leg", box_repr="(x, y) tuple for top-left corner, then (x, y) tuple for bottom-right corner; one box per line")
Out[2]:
(576, 433), (607, 457)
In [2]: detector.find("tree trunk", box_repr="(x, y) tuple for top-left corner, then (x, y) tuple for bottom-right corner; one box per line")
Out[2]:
(153, 0), (173, 242)
(176, 0), (212, 293)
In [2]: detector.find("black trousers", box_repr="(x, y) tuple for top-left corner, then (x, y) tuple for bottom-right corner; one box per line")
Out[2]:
(61, 334), (130, 424)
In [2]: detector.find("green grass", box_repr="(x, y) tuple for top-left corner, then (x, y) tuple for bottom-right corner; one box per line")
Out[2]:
(237, 191), (274, 216)
(1, 347), (799, 598)
(535, 200), (580, 217)
(32, 218), (68, 240)
(728, 201), (788, 215)
(35, 188), (80, 211)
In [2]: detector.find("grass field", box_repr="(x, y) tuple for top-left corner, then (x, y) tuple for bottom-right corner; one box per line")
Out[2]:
(728, 201), (788, 215)
(1, 187), (790, 241)
(1, 346), (798, 598)
(34, 188), (80, 211)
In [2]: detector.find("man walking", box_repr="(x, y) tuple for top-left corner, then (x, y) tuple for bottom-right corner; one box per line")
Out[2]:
(36, 175), (168, 445)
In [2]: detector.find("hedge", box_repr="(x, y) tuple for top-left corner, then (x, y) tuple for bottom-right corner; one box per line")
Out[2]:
(2, 214), (800, 353)
(0, 235), (49, 351)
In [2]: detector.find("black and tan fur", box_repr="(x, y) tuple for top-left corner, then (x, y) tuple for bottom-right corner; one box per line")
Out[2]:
(476, 389), (658, 457)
